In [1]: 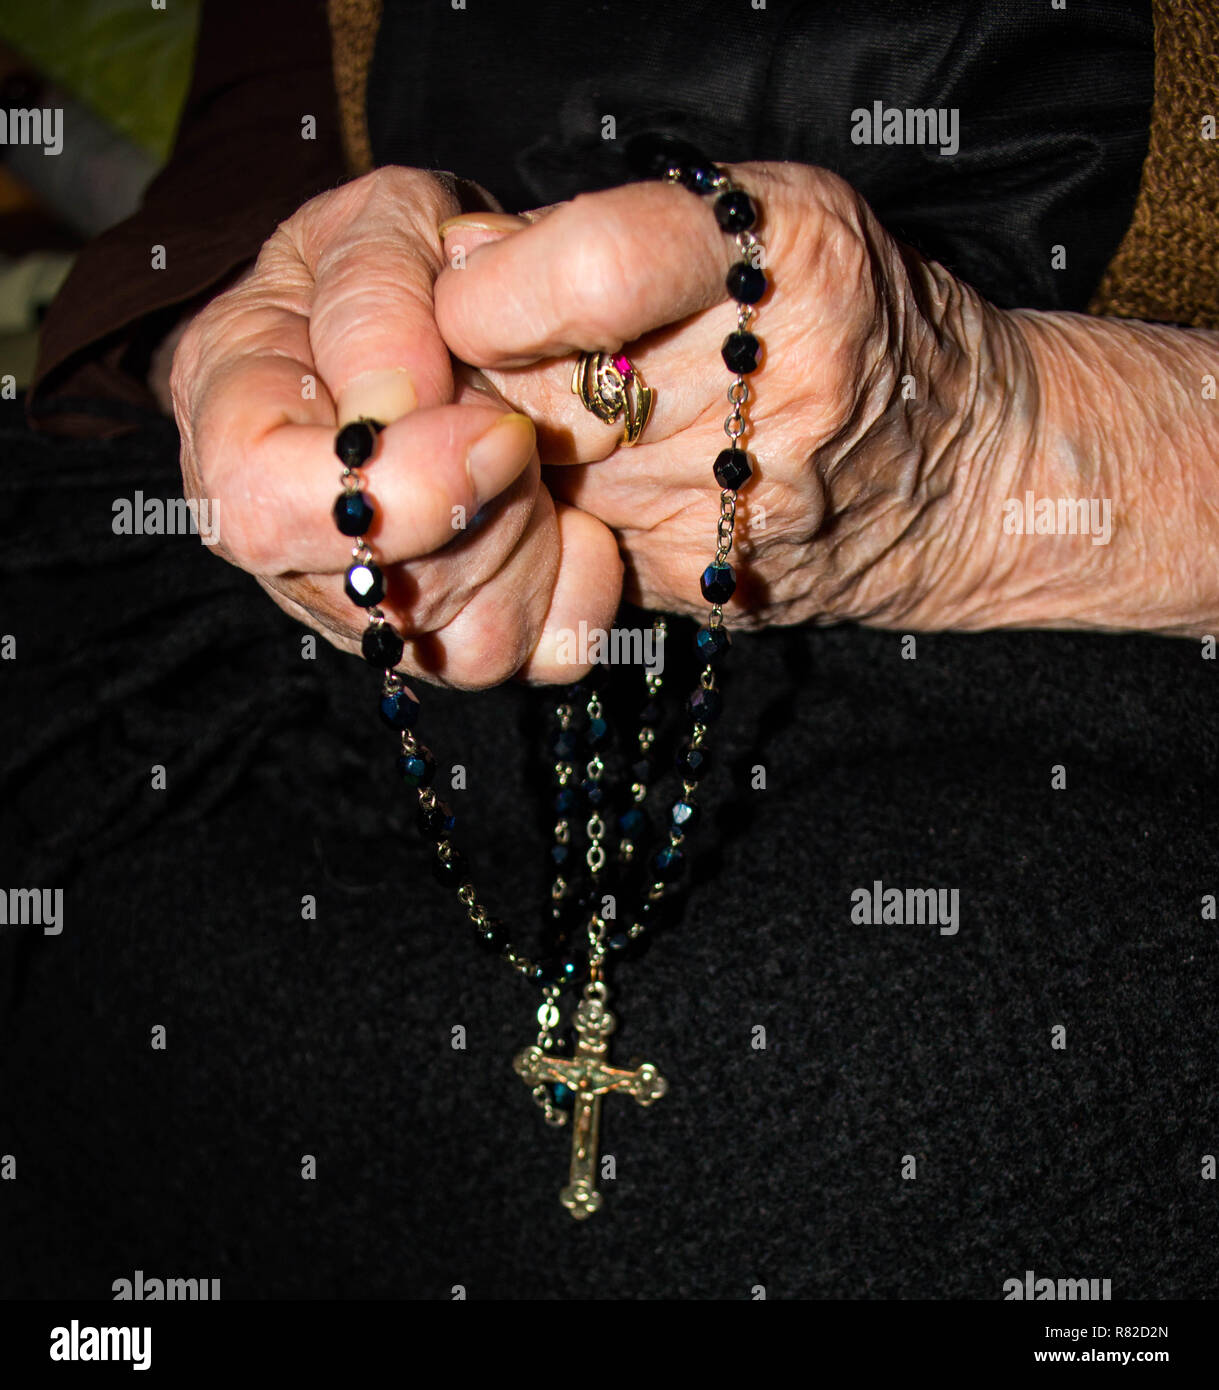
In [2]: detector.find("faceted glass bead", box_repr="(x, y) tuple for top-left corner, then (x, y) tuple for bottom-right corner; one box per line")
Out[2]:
(651, 845), (685, 882)
(638, 699), (662, 727)
(530, 958), (562, 987)
(607, 929), (649, 960)
(549, 1081), (575, 1112)
(726, 261), (767, 304)
(396, 751), (435, 788)
(722, 331), (761, 375)
(671, 799), (699, 830)
(683, 162), (719, 194)
(700, 562), (736, 604)
(379, 688), (419, 731)
(432, 847), (467, 887)
(345, 561), (384, 607)
(417, 799), (455, 839)
(625, 132), (706, 180)
(581, 780), (606, 808)
(631, 757), (653, 786)
(334, 420), (380, 468)
(676, 743), (710, 780)
(688, 687), (723, 723)
(715, 190), (756, 232)
(361, 622), (403, 668)
(552, 729), (579, 760)
(587, 715), (609, 748)
(695, 626), (731, 663)
(332, 490), (374, 536)
(713, 447), (752, 491)
(555, 787), (580, 816)
(550, 843), (571, 869)
(618, 806), (647, 840)
(473, 920), (506, 954)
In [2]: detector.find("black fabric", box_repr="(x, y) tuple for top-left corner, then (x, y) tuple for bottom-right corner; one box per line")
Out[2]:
(368, 0), (1153, 311)
(2, 396), (1217, 1299)
(4, 2), (1202, 1302)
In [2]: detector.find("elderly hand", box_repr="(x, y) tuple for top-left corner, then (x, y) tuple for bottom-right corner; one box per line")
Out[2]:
(168, 166), (623, 688)
(435, 159), (1219, 639)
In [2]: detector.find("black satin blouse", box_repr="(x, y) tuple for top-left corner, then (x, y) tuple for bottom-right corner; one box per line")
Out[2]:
(368, 0), (1152, 311)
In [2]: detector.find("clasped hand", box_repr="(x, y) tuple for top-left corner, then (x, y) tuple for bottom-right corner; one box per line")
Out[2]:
(169, 161), (1054, 688)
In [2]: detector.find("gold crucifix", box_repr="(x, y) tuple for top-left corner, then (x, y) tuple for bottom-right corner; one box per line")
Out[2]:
(513, 981), (667, 1219)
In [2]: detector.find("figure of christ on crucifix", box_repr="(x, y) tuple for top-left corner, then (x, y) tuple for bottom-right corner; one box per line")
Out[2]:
(514, 982), (668, 1218)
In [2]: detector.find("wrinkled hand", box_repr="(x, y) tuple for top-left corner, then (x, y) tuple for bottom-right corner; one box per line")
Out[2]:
(434, 161), (1042, 631)
(169, 166), (622, 687)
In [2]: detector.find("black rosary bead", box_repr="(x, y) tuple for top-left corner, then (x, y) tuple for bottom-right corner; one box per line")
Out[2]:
(714, 189), (756, 232)
(529, 958), (563, 988)
(361, 621), (403, 668)
(473, 920), (507, 954)
(345, 560), (385, 607)
(334, 419), (382, 468)
(676, 743), (710, 780)
(418, 799), (456, 839)
(700, 562), (736, 604)
(625, 132), (707, 180)
(688, 687), (723, 723)
(713, 447), (752, 491)
(637, 699), (662, 727)
(618, 806), (647, 840)
(721, 331), (761, 375)
(552, 729), (579, 760)
(606, 929), (649, 961)
(397, 750), (436, 788)
(681, 162), (720, 194)
(379, 687), (418, 731)
(695, 626), (731, 663)
(726, 262), (767, 304)
(650, 846), (685, 882)
(333, 491), (374, 536)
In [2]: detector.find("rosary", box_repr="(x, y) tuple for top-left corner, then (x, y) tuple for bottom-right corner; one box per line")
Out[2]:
(329, 152), (766, 1218)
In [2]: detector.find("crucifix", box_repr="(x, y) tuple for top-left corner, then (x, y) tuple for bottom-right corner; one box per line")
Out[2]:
(514, 980), (667, 1219)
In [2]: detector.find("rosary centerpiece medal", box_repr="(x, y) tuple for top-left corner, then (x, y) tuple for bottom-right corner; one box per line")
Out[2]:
(328, 152), (766, 1217)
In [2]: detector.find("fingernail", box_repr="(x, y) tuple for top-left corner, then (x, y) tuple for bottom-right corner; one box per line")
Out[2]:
(438, 212), (530, 237)
(466, 413), (535, 498)
(339, 367), (417, 427)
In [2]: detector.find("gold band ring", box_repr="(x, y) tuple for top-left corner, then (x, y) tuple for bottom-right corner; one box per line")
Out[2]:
(571, 351), (654, 446)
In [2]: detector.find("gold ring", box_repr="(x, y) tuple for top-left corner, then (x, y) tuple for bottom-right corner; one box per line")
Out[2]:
(571, 351), (654, 446)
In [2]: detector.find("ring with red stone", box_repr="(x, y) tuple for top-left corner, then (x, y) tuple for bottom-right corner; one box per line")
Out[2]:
(571, 350), (654, 446)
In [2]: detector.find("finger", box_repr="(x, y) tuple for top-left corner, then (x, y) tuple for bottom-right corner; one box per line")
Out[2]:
(280, 168), (457, 424)
(274, 482), (558, 691)
(519, 503), (623, 683)
(433, 177), (735, 369)
(463, 313), (733, 464)
(202, 396), (538, 576)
